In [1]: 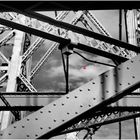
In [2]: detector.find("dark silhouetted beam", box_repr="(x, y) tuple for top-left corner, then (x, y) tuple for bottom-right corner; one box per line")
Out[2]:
(0, 92), (66, 95)
(0, 17), (69, 45)
(0, 106), (43, 111)
(58, 112), (140, 136)
(0, 1), (140, 11)
(24, 11), (139, 53)
(72, 43), (128, 63)
(0, 4), (139, 53)
(0, 17), (128, 63)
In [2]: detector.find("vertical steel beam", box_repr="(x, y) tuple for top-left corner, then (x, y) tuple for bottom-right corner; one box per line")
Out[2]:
(127, 10), (137, 46)
(126, 10), (140, 139)
(0, 16), (25, 130)
(119, 9), (122, 140)
(134, 118), (138, 139)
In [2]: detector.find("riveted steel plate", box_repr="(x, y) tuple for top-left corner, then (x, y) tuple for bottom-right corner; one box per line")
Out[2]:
(0, 54), (140, 139)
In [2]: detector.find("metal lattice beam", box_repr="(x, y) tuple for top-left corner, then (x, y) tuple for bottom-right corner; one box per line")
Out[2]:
(0, 17), (128, 63)
(0, 11), (139, 53)
(6, 9), (139, 52)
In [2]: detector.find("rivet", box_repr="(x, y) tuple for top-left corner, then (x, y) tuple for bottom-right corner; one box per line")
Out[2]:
(40, 111), (43, 113)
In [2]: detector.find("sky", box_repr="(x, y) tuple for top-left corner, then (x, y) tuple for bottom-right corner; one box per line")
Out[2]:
(0, 10), (139, 139)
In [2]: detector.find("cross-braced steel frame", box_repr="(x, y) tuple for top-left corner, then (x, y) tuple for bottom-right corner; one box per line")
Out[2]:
(0, 1), (140, 139)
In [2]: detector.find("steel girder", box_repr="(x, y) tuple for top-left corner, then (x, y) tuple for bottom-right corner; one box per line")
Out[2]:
(0, 52), (140, 138)
(1, 8), (139, 53)
(0, 2), (140, 11)
(0, 6), (138, 53)
(0, 4), (138, 51)
(0, 17), (128, 63)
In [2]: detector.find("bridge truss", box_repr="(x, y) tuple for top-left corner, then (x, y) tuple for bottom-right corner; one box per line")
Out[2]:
(0, 1), (140, 139)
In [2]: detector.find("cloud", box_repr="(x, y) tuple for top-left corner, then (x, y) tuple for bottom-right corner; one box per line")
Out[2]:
(69, 53), (84, 67)
(46, 64), (98, 80)
(70, 64), (98, 80)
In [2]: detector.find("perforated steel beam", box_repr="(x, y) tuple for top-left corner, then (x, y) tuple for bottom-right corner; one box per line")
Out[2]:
(0, 52), (140, 139)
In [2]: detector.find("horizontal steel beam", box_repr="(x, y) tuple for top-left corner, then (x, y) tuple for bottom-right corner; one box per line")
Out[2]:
(0, 2), (140, 11)
(0, 106), (43, 111)
(0, 66), (8, 71)
(0, 17), (128, 63)
(0, 95), (20, 120)
(0, 106), (139, 112)
(0, 92), (66, 95)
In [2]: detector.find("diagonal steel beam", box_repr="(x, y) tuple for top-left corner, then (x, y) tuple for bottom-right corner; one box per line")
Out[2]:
(71, 43), (128, 63)
(20, 11), (139, 52)
(0, 95), (20, 120)
(30, 11), (83, 79)
(0, 17), (128, 63)
(0, 30), (15, 47)
(19, 74), (37, 92)
(0, 73), (7, 85)
(0, 5), (138, 52)
(0, 53), (140, 139)
(30, 43), (58, 79)
(0, 17), (69, 44)
(0, 3), (138, 52)
(0, 51), (10, 64)
(59, 112), (140, 136)
(22, 11), (70, 62)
